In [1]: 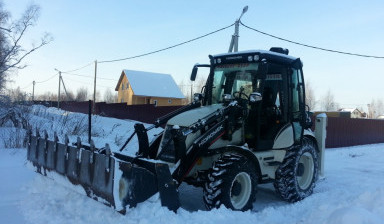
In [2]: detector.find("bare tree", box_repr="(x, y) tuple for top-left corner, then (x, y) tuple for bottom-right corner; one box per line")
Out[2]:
(35, 91), (56, 101)
(377, 99), (384, 117)
(7, 87), (26, 102)
(178, 76), (206, 104)
(178, 79), (191, 103)
(65, 90), (75, 101)
(75, 87), (89, 101)
(104, 88), (116, 103)
(321, 89), (338, 111)
(305, 80), (317, 111)
(0, 2), (52, 92)
(368, 98), (384, 118)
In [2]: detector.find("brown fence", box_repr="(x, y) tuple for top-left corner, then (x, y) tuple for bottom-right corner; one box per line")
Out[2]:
(59, 101), (183, 124)
(33, 101), (384, 148)
(324, 117), (384, 148)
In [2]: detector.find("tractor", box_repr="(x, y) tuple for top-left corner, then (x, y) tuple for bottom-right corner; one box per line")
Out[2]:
(27, 47), (327, 213)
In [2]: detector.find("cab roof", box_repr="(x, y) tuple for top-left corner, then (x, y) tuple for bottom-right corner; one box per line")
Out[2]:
(212, 49), (302, 69)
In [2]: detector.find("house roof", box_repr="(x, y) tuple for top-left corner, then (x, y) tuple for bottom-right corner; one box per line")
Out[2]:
(115, 69), (185, 99)
(339, 108), (363, 114)
(339, 108), (355, 113)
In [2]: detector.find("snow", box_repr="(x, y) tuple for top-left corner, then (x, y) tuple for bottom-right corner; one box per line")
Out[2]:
(122, 69), (185, 99)
(1, 105), (384, 223)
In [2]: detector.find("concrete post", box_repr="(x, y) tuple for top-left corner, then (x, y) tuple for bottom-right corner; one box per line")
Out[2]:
(315, 113), (327, 178)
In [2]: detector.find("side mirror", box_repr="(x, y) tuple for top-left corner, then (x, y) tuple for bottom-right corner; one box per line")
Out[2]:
(190, 66), (198, 81)
(249, 92), (262, 103)
(193, 93), (204, 102)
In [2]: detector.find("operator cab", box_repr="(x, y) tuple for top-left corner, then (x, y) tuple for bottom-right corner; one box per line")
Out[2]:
(193, 48), (306, 150)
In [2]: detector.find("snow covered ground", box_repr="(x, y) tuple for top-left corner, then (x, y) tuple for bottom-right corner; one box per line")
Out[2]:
(1, 106), (384, 224)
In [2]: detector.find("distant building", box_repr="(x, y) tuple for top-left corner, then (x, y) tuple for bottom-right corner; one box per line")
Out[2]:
(313, 111), (351, 118)
(115, 70), (185, 106)
(338, 108), (366, 119)
(313, 108), (367, 119)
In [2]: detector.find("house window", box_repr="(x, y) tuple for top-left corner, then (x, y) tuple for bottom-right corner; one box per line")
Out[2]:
(122, 84), (124, 90)
(146, 99), (150, 104)
(153, 100), (158, 106)
(126, 83), (129, 90)
(168, 99), (172, 104)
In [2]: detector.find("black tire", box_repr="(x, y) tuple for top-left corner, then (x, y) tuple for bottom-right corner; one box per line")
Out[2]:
(203, 153), (258, 211)
(274, 137), (319, 202)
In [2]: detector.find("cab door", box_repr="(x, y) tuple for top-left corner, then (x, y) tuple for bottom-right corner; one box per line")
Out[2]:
(290, 67), (306, 144)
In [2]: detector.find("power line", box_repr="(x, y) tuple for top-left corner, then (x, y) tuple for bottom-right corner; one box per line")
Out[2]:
(62, 72), (118, 81)
(20, 82), (33, 89)
(98, 23), (235, 64)
(20, 72), (58, 89)
(240, 21), (384, 59)
(64, 76), (114, 89)
(20, 23), (234, 90)
(35, 73), (58, 84)
(62, 62), (94, 73)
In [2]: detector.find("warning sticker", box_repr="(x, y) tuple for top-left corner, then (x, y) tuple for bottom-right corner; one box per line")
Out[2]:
(266, 74), (282, 80)
(216, 63), (250, 69)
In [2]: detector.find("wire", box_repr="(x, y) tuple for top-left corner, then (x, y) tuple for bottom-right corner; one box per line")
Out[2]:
(35, 73), (58, 84)
(98, 23), (235, 63)
(20, 82), (33, 89)
(62, 62), (94, 73)
(64, 76), (114, 89)
(20, 72), (58, 90)
(61, 72), (118, 81)
(240, 21), (384, 59)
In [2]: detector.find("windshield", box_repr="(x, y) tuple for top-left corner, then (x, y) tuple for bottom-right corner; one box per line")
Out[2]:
(211, 63), (261, 104)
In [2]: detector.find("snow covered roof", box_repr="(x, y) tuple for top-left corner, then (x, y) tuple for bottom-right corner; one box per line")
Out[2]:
(339, 108), (365, 114)
(115, 70), (185, 99)
(339, 108), (355, 113)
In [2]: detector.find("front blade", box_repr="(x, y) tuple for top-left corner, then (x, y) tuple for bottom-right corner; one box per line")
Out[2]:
(27, 133), (179, 213)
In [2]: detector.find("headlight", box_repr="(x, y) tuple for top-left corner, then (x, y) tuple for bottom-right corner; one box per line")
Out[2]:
(249, 92), (262, 103)
(222, 94), (233, 102)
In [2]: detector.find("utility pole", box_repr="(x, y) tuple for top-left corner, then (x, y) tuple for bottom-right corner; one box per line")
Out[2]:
(228, 6), (248, 53)
(55, 69), (62, 109)
(190, 82), (193, 103)
(93, 60), (97, 114)
(58, 71), (61, 109)
(32, 81), (35, 101)
(60, 76), (70, 100)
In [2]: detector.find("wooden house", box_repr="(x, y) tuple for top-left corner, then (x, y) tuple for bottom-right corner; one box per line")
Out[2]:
(115, 70), (185, 106)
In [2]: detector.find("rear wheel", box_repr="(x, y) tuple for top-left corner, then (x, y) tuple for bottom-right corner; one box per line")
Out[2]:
(274, 137), (318, 202)
(203, 153), (258, 211)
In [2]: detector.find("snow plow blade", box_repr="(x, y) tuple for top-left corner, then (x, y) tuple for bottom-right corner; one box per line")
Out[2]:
(26, 130), (179, 213)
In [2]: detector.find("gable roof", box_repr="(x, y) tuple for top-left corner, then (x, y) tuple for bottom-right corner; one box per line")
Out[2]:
(339, 108), (363, 114)
(115, 69), (185, 99)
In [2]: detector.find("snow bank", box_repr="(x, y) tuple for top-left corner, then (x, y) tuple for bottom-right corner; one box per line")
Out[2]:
(27, 105), (162, 155)
(11, 144), (384, 224)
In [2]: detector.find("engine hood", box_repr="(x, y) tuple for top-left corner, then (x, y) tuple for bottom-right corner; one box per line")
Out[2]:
(167, 104), (223, 127)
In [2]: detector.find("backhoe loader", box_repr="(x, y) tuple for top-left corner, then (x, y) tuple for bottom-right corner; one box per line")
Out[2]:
(28, 47), (327, 213)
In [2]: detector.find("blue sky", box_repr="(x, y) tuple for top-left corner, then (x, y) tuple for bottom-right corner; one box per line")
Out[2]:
(3, 0), (384, 111)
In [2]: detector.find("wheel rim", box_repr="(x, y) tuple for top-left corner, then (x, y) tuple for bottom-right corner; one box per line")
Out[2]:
(230, 172), (252, 210)
(296, 152), (314, 190)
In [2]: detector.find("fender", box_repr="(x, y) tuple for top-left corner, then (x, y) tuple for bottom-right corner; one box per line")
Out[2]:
(204, 145), (262, 178)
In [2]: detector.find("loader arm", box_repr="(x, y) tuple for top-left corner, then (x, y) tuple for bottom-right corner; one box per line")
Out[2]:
(170, 101), (246, 183)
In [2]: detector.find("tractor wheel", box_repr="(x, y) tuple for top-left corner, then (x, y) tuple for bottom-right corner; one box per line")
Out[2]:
(274, 137), (319, 202)
(203, 153), (257, 211)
